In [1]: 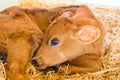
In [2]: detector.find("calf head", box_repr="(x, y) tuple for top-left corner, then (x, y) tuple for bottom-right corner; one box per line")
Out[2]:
(33, 5), (106, 70)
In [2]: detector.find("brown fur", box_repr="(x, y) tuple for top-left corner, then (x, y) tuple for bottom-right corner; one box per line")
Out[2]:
(0, 7), (43, 80)
(0, 6), (80, 80)
(33, 5), (106, 74)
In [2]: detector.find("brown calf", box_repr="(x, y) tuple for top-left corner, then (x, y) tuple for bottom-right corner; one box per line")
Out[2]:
(0, 6), (80, 80)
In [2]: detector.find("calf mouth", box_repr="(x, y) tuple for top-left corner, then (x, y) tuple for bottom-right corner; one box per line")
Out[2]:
(31, 59), (60, 72)
(44, 64), (61, 72)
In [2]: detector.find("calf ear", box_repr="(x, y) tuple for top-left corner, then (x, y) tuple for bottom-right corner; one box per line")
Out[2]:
(76, 25), (100, 44)
(69, 5), (95, 24)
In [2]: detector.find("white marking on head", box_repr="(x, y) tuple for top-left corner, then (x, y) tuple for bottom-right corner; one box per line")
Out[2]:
(58, 52), (66, 59)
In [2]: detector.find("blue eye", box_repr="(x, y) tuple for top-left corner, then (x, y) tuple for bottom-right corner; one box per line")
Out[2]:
(50, 38), (59, 46)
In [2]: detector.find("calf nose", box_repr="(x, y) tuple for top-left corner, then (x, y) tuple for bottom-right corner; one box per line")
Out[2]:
(31, 59), (39, 67)
(0, 51), (7, 65)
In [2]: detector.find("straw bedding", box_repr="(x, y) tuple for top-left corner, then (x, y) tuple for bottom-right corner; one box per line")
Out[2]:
(0, 1), (120, 80)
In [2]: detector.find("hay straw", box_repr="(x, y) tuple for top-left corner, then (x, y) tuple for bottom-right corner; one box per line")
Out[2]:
(19, 0), (77, 9)
(0, 61), (6, 80)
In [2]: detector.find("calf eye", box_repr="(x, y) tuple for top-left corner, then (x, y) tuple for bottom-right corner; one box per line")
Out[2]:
(50, 38), (59, 47)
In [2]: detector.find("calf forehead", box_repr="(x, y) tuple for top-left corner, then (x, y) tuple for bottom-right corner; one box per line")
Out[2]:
(47, 18), (72, 35)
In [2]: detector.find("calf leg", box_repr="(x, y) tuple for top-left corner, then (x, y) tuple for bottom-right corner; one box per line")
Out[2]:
(65, 54), (103, 74)
(5, 39), (34, 80)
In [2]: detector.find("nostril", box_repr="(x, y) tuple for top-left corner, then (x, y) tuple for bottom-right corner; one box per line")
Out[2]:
(31, 59), (39, 67)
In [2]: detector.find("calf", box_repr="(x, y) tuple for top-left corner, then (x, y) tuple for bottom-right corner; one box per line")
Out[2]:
(0, 7), (43, 80)
(33, 5), (106, 73)
(0, 6), (80, 80)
